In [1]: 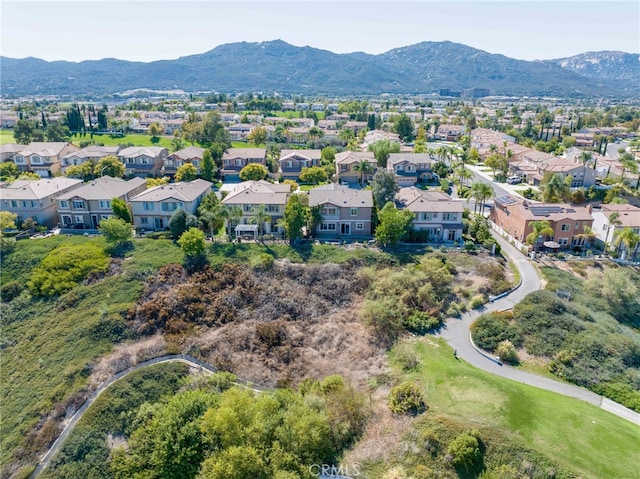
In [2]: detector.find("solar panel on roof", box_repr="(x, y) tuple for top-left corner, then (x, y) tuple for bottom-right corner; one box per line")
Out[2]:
(529, 206), (563, 216)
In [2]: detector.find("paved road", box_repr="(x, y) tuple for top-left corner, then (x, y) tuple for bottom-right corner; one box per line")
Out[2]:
(31, 355), (268, 478)
(437, 232), (640, 424)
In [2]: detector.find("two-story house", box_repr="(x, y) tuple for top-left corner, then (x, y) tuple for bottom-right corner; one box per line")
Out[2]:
(0, 177), (83, 227)
(221, 180), (291, 237)
(490, 195), (594, 251)
(387, 153), (437, 187)
(56, 176), (146, 229)
(130, 178), (213, 231)
(395, 188), (464, 242)
(433, 124), (466, 142)
(334, 151), (378, 186)
(278, 149), (322, 180)
(309, 183), (373, 238)
(162, 146), (206, 177)
(11, 142), (79, 177)
(220, 148), (267, 182)
(591, 203), (640, 250)
(117, 146), (168, 177)
(60, 145), (122, 173)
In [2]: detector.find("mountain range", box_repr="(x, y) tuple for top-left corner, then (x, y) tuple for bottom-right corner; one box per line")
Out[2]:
(1, 40), (638, 98)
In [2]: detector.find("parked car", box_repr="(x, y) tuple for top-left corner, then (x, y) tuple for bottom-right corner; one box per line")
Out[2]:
(507, 175), (521, 184)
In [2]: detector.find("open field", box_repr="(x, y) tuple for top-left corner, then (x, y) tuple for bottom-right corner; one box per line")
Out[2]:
(379, 337), (640, 479)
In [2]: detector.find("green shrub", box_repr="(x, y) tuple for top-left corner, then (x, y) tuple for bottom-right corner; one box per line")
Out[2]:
(447, 431), (483, 469)
(145, 231), (173, 240)
(251, 252), (274, 271)
(471, 313), (522, 351)
(1, 280), (21, 302)
(389, 382), (427, 415)
(394, 343), (421, 371)
(495, 340), (518, 364)
(404, 311), (441, 334)
(27, 244), (109, 297)
(469, 294), (485, 309)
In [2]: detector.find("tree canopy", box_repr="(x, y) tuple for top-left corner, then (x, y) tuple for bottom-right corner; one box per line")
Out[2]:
(374, 202), (414, 246)
(371, 170), (399, 209)
(239, 163), (269, 181)
(368, 139), (400, 168)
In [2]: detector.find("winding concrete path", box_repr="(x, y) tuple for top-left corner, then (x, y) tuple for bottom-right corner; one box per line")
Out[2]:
(437, 231), (640, 425)
(31, 354), (268, 478)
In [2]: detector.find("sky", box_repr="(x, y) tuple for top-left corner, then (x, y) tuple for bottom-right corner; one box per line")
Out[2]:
(1, 1), (639, 63)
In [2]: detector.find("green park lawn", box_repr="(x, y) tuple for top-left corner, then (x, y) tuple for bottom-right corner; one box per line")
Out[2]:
(389, 337), (639, 479)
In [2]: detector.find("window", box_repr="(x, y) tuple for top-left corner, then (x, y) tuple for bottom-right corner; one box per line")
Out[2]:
(235, 159), (244, 166)
(561, 223), (570, 231)
(31, 200), (38, 208)
(140, 217), (149, 224)
(223, 159), (230, 165)
(31, 155), (43, 164)
(10, 200), (17, 208)
(340, 165), (347, 171)
(22, 201), (28, 208)
(99, 200), (111, 209)
(319, 222), (337, 231)
(143, 202), (154, 211)
(420, 212), (433, 221)
(74, 215), (84, 223)
(72, 200), (86, 209)
(442, 213), (457, 221)
(286, 161), (293, 168)
(558, 238), (568, 245)
(161, 202), (183, 212)
(60, 200), (69, 208)
(141, 158), (150, 165)
(267, 204), (279, 213)
(126, 158), (135, 164)
(356, 222), (364, 230)
(321, 207), (337, 216)
(575, 221), (580, 230)
(350, 208), (358, 216)
(14, 155), (25, 164)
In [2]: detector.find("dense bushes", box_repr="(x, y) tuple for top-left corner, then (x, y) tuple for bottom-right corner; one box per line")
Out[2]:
(447, 430), (483, 470)
(27, 244), (110, 297)
(111, 376), (368, 479)
(471, 312), (523, 351)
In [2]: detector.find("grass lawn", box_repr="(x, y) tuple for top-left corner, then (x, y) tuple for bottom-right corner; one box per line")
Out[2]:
(390, 337), (639, 479)
(271, 111), (325, 120)
(0, 130), (16, 144)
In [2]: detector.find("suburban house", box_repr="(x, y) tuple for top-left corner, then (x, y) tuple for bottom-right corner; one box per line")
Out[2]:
(11, 142), (79, 177)
(162, 146), (206, 177)
(309, 183), (373, 238)
(395, 187), (464, 242)
(1, 144), (24, 163)
(220, 180), (291, 237)
(117, 146), (168, 177)
(387, 153), (437, 187)
(278, 149), (322, 180)
(433, 124), (466, 142)
(220, 148), (267, 182)
(56, 176), (146, 229)
(130, 178), (213, 231)
(334, 151), (378, 186)
(490, 195), (594, 250)
(362, 130), (401, 148)
(0, 177), (83, 227)
(60, 145), (121, 173)
(591, 203), (640, 250)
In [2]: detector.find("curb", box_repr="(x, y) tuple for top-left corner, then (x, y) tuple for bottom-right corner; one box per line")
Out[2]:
(468, 330), (503, 366)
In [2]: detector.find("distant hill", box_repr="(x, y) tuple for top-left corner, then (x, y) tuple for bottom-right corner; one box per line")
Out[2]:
(1, 40), (637, 97)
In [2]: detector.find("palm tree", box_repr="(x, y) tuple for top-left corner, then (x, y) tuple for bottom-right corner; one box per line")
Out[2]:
(459, 167), (473, 187)
(353, 159), (374, 186)
(219, 205), (243, 241)
(604, 212), (622, 251)
(249, 204), (271, 239)
(526, 220), (554, 252)
(470, 182), (494, 215)
(613, 227), (639, 259)
(574, 225), (596, 251)
(199, 206), (222, 242)
(540, 173), (570, 203)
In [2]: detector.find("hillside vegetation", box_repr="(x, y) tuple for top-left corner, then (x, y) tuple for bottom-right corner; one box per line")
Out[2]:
(472, 261), (640, 411)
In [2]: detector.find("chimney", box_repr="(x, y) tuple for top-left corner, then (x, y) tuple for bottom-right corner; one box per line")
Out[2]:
(586, 204), (593, 214)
